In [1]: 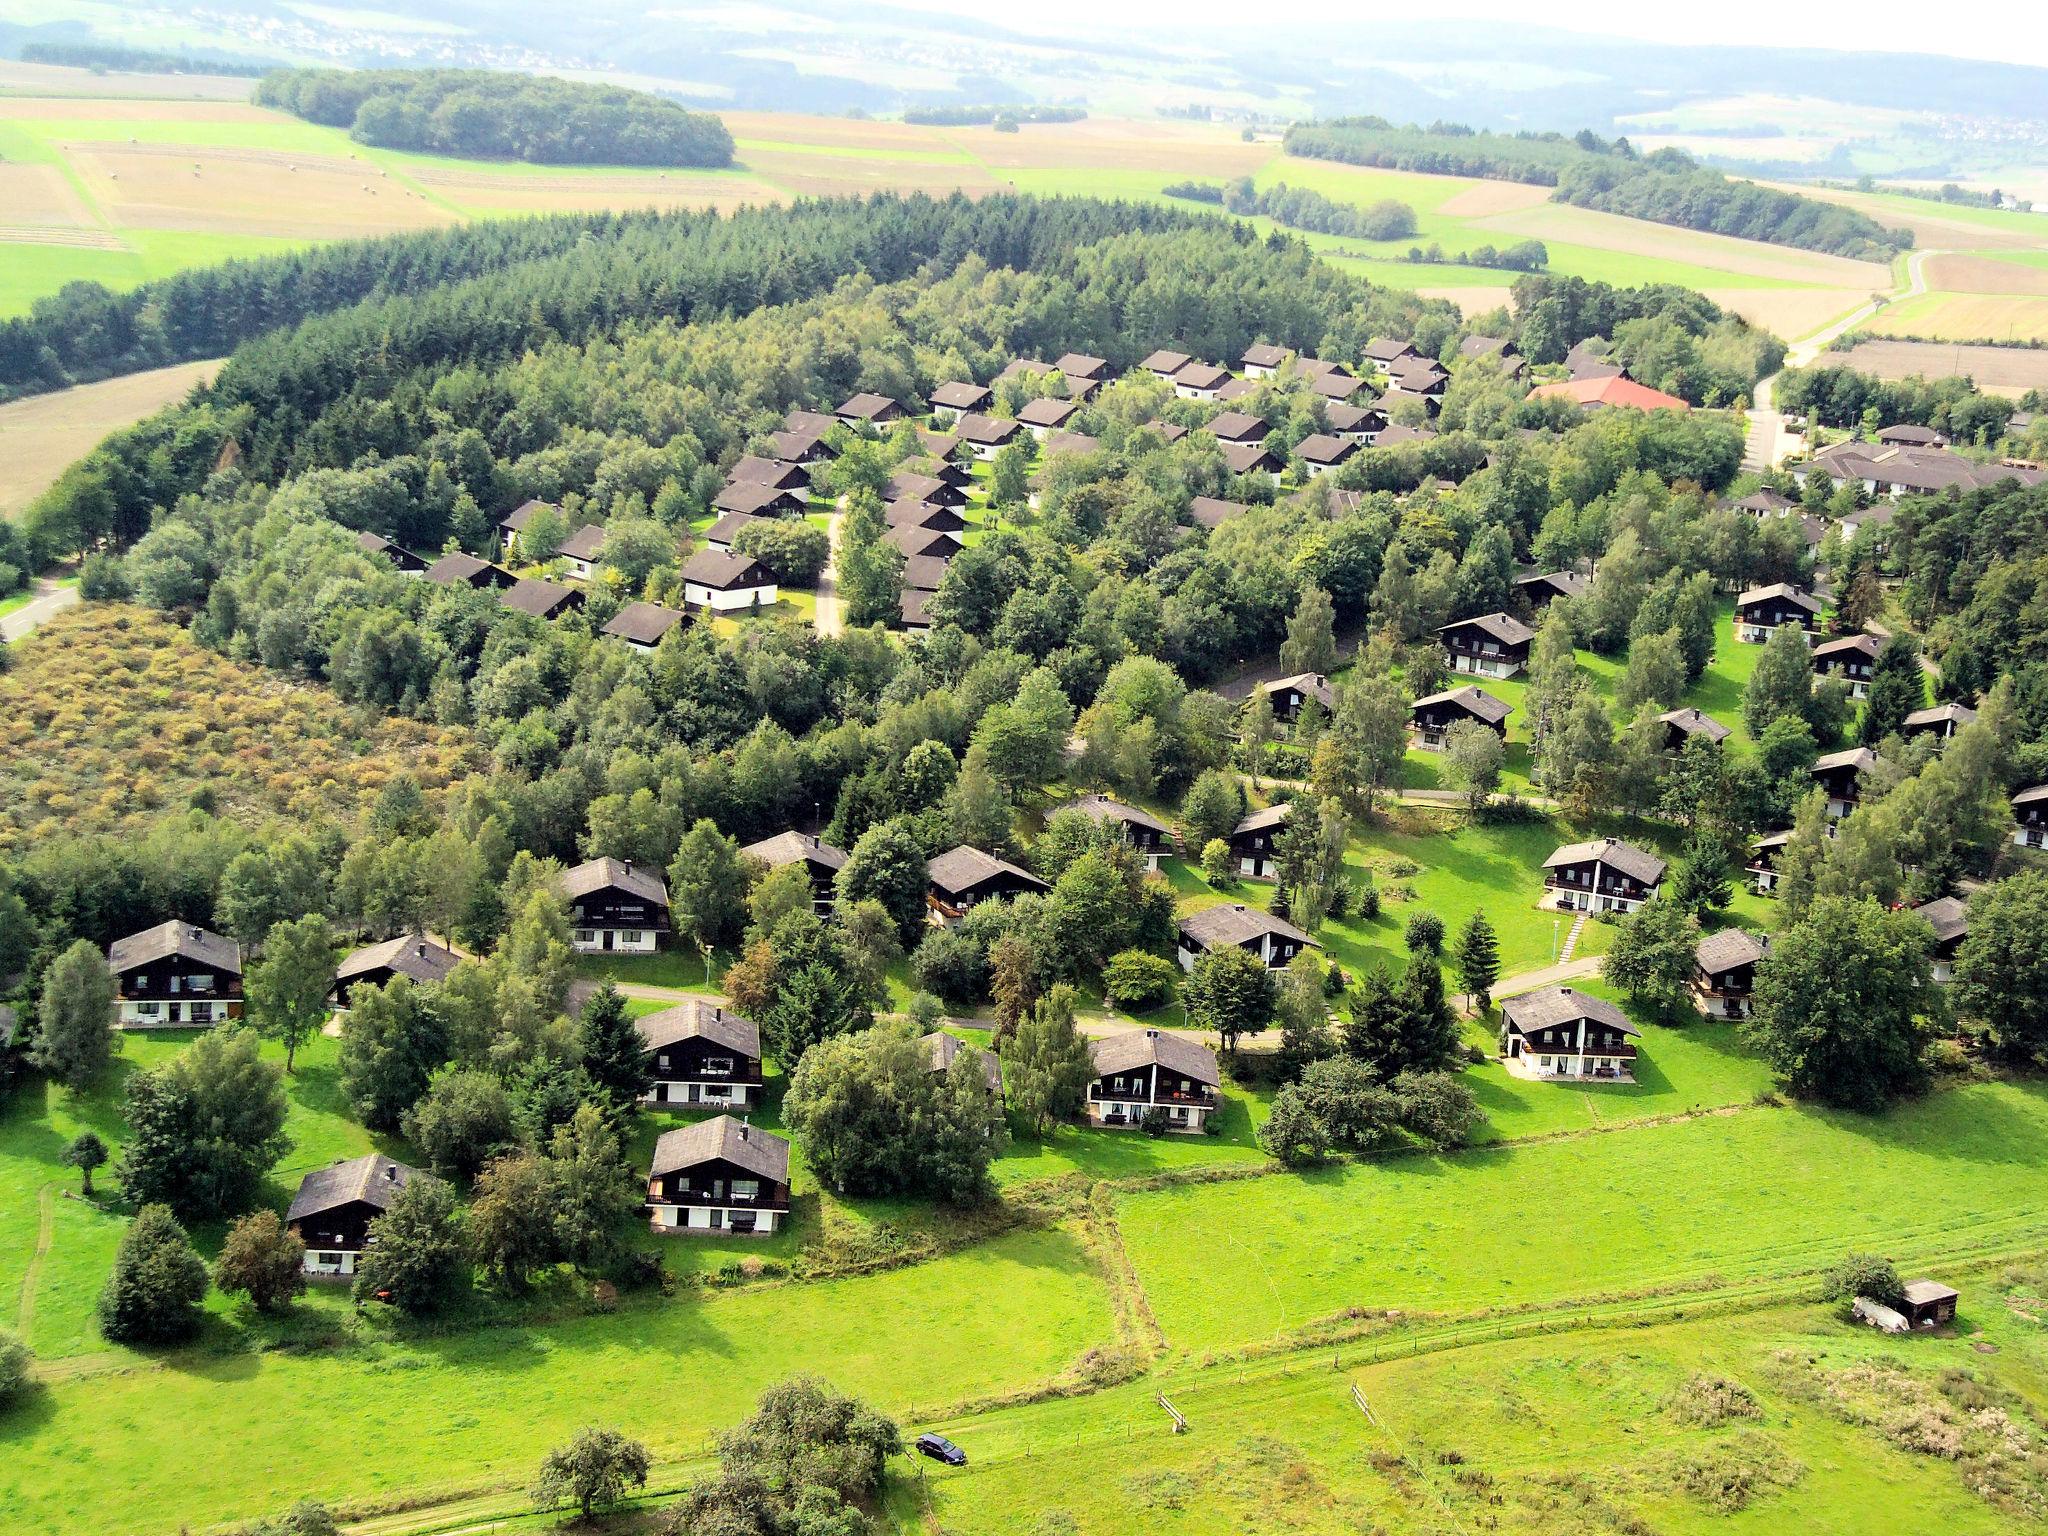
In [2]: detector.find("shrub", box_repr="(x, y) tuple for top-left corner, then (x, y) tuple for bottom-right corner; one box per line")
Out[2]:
(1141, 1105), (1171, 1137)
(1103, 949), (1178, 1012)
(215, 1209), (308, 1312)
(1821, 1251), (1904, 1308)
(1392, 1070), (1482, 1149)
(0, 1328), (30, 1403)
(1664, 1373), (1764, 1427)
(1404, 912), (1445, 954)
(77, 552), (130, 600)
(98, 1203), (209, 1344)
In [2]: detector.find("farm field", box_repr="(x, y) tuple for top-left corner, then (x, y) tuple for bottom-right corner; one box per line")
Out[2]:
(1837, 338), (2048, 395)
(0, 357), (220, 517)
(1864, 290), (2048, 345)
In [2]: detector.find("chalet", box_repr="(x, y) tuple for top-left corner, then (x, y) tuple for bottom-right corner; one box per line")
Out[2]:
(704, 511), (763, 552)
(1878, 423), (1947, 448)
(424, 551), (514, 591)
(500, 578), (584, 621)
(835, 392), (904, 427)
(1363, 337), (1419, 366)
(916, 454), (975, 489)
(1458, 335), (1520, 364)
(714, 481), (808, 518)
(1542, 837), (1666, 914)
(287, 1154), (419, 1277)
(925, 846), (1050, 925)
(1693, 928), (1765, 1020)
(1564, 338), (1625, 381)
(1659, 707), (1731, 753)
(784, 408), (837, 436)
(1204, 410), (1267, 445)
(767, 428), (832, 465)
(1295, 433), (1357, 476)
(107, 921), (242, 1028)
(924, 1031), (1003, 1097)
(928, 381), (991, 421)
(1044, 430), (1100, 457)
(1914, 897), (1969, 984)
(1218, 441), (1284, 481)
(1392, 356), (1448, 389)
(1734, 583), (1822, 643)
(1382, 383), (1443, 419)
(885, 500), (967, 535)
(741, 830), (847, 907)
(725, 457), (808, 494)
(955, 412), (1021, 459)
(1499, 987), (1639, 1082)
(1411, 686), (1511, 749)
(1799, 438), (2042, 497)
(1515, 570), (1586, 610)
(883, 523), (964, 561)
(555, 524), (607, 580)
(635, 1000), (763, 1110)
(498, 499), (557, 556)
(1226, 802), (1289, 881)
(1240, 342), (1290, 377)
(682, 548), (778, 611)
(560, 857), (670, 954)
(1733, 488), (1797, 519)
(1437, 611), (1536, 680)
(1016, 396), (1080, 438)
(1140, 348), (1193, 381)
(603, 600), (686, 651)
(900, 553), (950, 592)
(333, 934), (463, 1009)
(1309, 371), (1364, 403)
(1086, 1028), (1220, 1132)
(1747, 829), (1794, 893)
(1215, 377), (1257, 403)
(1812, 747), (1881, 819)
(1324, 402), (1387, 442)
(1058, 794), (1173, 869)
(1173, 363), (1231, 401)
(1176, 903), (1316, 973)
(1373, 420), (1438, 445)
(900, 587), (935, 633)
(1188, 496), (1247, 531)
(1147, 420), (1190, 443)
(2013, 784), (2048, 849)
(1257, 672), (1334, 724)
(356, 530), (428, 574)
(646, 1116), (790, 1236)
(1812, 632), (1881, 695)
(1054, 352), (1110, 383)
(1528, 376), (1690, 413)
(884, 471), (966, 510)
(1903, 702), (1975, 744)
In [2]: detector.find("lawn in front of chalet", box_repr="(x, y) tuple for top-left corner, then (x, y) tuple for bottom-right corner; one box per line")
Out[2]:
(1113, 1076), (2048, 1357)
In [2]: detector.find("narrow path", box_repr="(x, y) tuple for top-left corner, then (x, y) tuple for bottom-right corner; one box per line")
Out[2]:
(813, 502), (846, 637)
(15, 1181), (56, 1338)
(0, 576), (79, 643)
(1486, 952), (1602, 1004)
(1555, 911), (1591, 965)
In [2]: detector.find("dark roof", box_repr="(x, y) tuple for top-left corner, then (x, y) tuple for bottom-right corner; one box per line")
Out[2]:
(1204, 410), (1267, 443)
(1878, 423), (1945, 445)
(900, 587), (935, 628)
(995, 357), (1055, 382)
(500, 499), (555, 533)
(1438, 611), (1535, 646)
(728, 455), (808, 488)
(955, 412), (1019, 446)
(1295, 433), (1354, 465)
(705, 511), (764, 548)
(2011, 784), (2048, 807)
(108, 920), (240, 976)
(635, 999), (759, 1058)
(424, 551), (507, 588)
(883, 523), (962, 558)
(1734, 489), (1796, 513)
(835, 392), (900, 422)
(1458, 335), (1514, 359)
(1141, 348), (1192, 374)
(556, 523), (607, 562)
(1054, 352), (1108, 378)
(885, 471), (949, 503)
(715, 481), (804, 516)
(901, 554), (950, 591)
(1324, 402), (1383, 433)
(1090, 1028), (1220, 1086)
(1262, 672), (1335, 709)
(561, 856), (668, 907)
(650, 1115), (789, 1183)
(930, 381), (991, 411)
(1231, 802), (1290, 836)
(1241, 342), (1290, 368)
(926, 845), (1049, 896)
(1045, 431), (1100, 456)
(1414, 685), (1511, 725)
(1659, 706), (1731, 743)
(742, 829), (848, 872)
(783, 409), (836, 435)
(336, 934), (464, 987)
(500, 578), (583, 619)
(1177, 902), (1315, 951)
(1515, 570), (1587, 600)
(682, 547), (772, 590)
(1543, 837), (1666, 886)
(604, 601), (687, 646)
(1215, 378), (1257, 401)
(1372, 421), (1437, 445)
(1813, 632), (1882, 662)
(1310, 372), (1362, 401)
(1737, 582), (1822, 614)
(925, 1030), (1003, 1092)
(1813, 746), (1880, 777)
(1904, 703), (1976, 731)
(1175, 363), (1230, 391)
(287, 1154), (418, 1223)
(1364, 337), (1418, 362)
(885, 499), (964, 531)
(1501, 986), (1638, 1038)
(768, 428), (829, 461)
(1188, 495), (1247, 530)
(1695, 928), (1765, 973)
(1219, 441), (1279, 475)
(1060, 793), (1170, 836)
(1148, 419), (1189, 442)
(1912, 896), (1969, 946)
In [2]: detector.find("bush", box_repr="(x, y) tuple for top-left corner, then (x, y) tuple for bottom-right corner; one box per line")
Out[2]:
(910, 927), (987, 1005)
(99, 1203), (209, 1344)
(1141, 1105), (1171, 1137)
(1664, 1373), (1763, 1428)
(1103, 950), (1178, 1012)
(0, 1328), (30, 1403)
(1392, 1070), (1482, 1149)
(1821, 1251), (1904, 1308)
(215, 1209), (307, 1312)
(77, 552), (130, 599)
(1404, 912), (1445, 954)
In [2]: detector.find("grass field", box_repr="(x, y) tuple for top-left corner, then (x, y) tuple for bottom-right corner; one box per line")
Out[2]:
(0, 358), (221, 517)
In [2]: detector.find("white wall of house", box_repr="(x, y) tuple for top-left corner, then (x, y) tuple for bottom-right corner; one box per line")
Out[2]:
(1085, 1096), (1209, 1132)
(119, 999), (229, 1028)
(644, 1079), (757, 1110)
(685, 581), (778, 611)
(650, 1203), (782, 1234)
(302, 1247), (360, 1277)
(1451, 652), (1520, 680)
(571, 927), (658, 954)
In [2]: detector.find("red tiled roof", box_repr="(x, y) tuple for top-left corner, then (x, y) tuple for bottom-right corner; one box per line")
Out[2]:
(1528, 376), (1691, 413)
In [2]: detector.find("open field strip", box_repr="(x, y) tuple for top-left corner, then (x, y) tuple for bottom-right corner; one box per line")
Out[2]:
(0, 358), (222, 516)
(1839, 337), (2048, 393)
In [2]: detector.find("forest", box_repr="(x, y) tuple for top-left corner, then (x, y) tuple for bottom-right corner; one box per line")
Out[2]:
(1285, 118), (1912, 261)
(17, 40), (275, 74)
(1777, 364), (2042, 444)
(1163, 177), (1421, 242)
(251, 67), (735, 168)
(901, 105), (1086, 126)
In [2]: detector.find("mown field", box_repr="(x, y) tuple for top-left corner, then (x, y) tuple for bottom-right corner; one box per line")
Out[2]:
(0, 357), (220, 517)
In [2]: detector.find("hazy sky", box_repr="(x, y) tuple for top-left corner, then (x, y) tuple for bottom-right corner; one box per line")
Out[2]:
(866, 0), (2048, 70)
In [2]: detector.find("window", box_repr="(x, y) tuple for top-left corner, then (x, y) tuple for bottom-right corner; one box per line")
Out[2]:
(575, 929), (595, 945)
(136, 1002), (159, 1017)
(703, 1055), (733, 1076)
(732, 1179), (760, 1202)
(187, 973), (215, 994)
(1539, 1056), (1552, 1069)
(709, 1209), (723, 1229)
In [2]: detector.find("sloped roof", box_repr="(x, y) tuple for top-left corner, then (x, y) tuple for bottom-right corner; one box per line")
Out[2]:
(1528, 376), (1690, 412)
(1813, 632), (1881, 662)
(108, 920), (240, 976)
(287, 1153), (418, 1223)
(1060, 793), (1170, 836)
(1736, 582), (1821, 613)
(728, 455), (808, 488)
(560, 856), (668, 906)
(1364, 336), (1418, 361)
(1912, 896), (1969, 946)
(1017, 396), (1079, 428)
(424, 551), (504, 587)
(715, 480), (804, 516)
(1188, 495), (1246, 530)
(835, 392), (900, 421)
(742, 829), (848, 872)
(705, 511), (764, 547)
(1543, 837), (1666, 886)
(1695, 928), (1765, 973)
(604, 601), (686, 646)
(682, 547), (772, 590)
(1415, 686), (1512, 725)
(1090, 1028), (1220, 1086)
(1140, 348), (1192, 373)
(1515, 570), (1587, 599)
(926, 845), (1048, 896)
(1295, 432), (1354, 464)
(1904, 703), (1976, 730)
(1262, 672), (1335, 708)
(650, 1115), (789, 1183)
(900, 587), (935, 628)
(1813, 747), (1880, 776)
(1218, 441), (1279, 474)
(1241, 342), (1289, 368)
(1204, 410), (1266, 443)
(557, 523), (607, 561)
(335, 934), (464, 987)
(1177, 902), (1315, 951)
(1232, 802), (1291, 836)
(1438, 611), (1535, 646)
(925, 1030), (1003, 1092)
(955, 412), (1019, 445)
(500, 577), (582, 619)
(901, 554), (950, 592)
(500, 498), (556, 532)
(635, 999), (759, 1058)
(1176, 363), (1230, 390)
(1501, 986), (1639, 1037)
(930, 381), (990, 410)
(883, 523), (962, 558)
(1659, 706), (1731, 743)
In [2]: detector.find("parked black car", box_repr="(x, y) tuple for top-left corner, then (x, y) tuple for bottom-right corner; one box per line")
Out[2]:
(914, 1432), (967, 1466)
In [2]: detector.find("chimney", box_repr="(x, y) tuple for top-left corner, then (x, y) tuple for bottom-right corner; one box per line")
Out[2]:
(416, 943), (427, 959)
(622, 858), (633, 874)
(1145, 1028), (1160, 1039)
(738, 1119), (750, 1142)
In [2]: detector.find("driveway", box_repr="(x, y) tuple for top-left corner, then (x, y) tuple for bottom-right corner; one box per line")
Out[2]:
(0, 577), (79, 643)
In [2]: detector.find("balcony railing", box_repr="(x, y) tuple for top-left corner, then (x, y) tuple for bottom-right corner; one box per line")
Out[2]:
(647, 1187), (790, 1212)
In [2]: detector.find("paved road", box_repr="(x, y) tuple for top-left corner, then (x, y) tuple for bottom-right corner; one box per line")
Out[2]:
(0, 577), (78, 643)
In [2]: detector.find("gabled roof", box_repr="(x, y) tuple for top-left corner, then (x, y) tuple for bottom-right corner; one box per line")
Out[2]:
(1735, 582), (1822, 614)
(1528, 376), (1690, 412)
(1231, 802), (1290, 836)
(1515, 570), (1586, 600)
(1017, 396), (1079, 428)
(1372, 421), (1437, 445)
(1437, 611), (1535, 647)
(1364, 336), (1418, 362)
(500, 499), (556, 533)
(1501, 986), (1638, 1038)
(901, 553), (950, 591)
(883, 523), (962, 558)
(1090, 1028), (1220, 1086)
(768, 428), (830, 462)
(835, 392), (901, 422)
(1310, 372), (1362, 401)
(424, 551), (507, 588)
(1054, 352), (1107, 379)
(900, 587), (935, 628)
(1904, 703), (1976, 731)
(1241, 342), (1290, 368)
(2012, 784), (2048, 807)
(1204, 410), (1267, 443)
(1458, 335), (1514, 359)
(682, 547), (772, 590)
(714, 480), (805, 516)
(1216, 378), (1257, 402)
(1695, 927), (1765, 973)
(995, 357), (1055, 382)
(1175, 363), (1231, 391)
(728, 455), (808, 489)
(1659, 706), (1731, 743)
(1295, 433), (1355, 465)
(742, 829), (848, 872)
(1147, 419), (1189, 442)
(930, 381), (991, 411)
(1044, 431), (1100, 456)
(705, 511), (764, 548)
(1177, 902), (1316, 952)
(560, 856), (669, 907)
(783, 409), (836, 435)
(500, 578), (583, 619)
(926, 845), (1049, 896)
(1813, 746), (1880, 777)
(288, 1153), (419, 1223)
(1218, 441), (1280, 475)
(1878, 423), (1945, 445)
(1262, 672), (1335, 708)
(954, 412), (1020, 446)
(635, 999), (759, 1058)
(1912, 896), (1969, 945)
(1059, 793), (1170, 836)
(1734, 488), (1796, 513)
(650, 1115), (789, 1183)
(884, 471), (949, 503)
(925, 1030), (1003, 1092)
(556, 523), (607, 562)
(336, 934), (464, 987)
(1415, 686), (1512, 725)
(1188, 495), (1247, 530)
(1543, 837), (1666, 886)
(1324, 402), (1385, 433)
(1813, 632), (1881, 662)
(108, 920), (241, 976)
(604, 601), (687, 646)
(1140, 348), (1192, 374)
(884, 499), (964, 532)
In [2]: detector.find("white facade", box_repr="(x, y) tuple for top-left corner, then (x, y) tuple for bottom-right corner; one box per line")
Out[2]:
(1084, 1094), (1211, 1133)
(685, 580), (778, 612)
(302, 1247), (361, 1277)
(119, 998), (230, 1028)
(644, 1077), (757, 1110)
(571, 926), (659, 955)
(650, 1202), (782, 1235)
(1175, 381), (1224, 400)
(1450, 651), (1519, 680)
